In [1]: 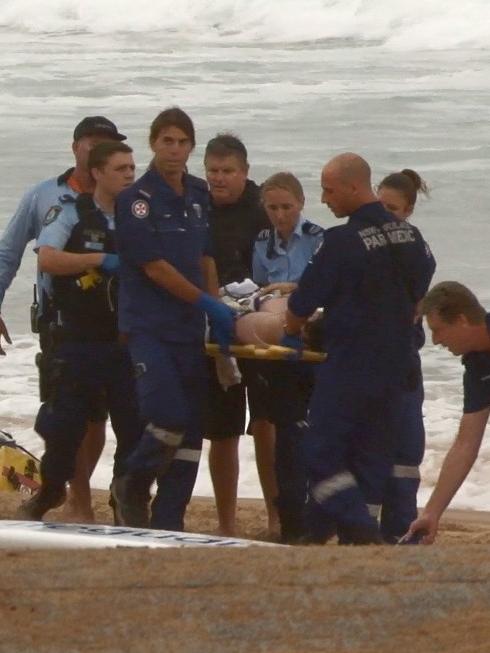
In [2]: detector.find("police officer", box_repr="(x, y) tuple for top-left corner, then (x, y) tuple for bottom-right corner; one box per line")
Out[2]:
(204, 133), (277, 537)
(0, 116), (128, 350)
(112, 108), (235, 530)
(17, 140), (141, 520)
(252, 172), (323, 543)
(1, 116), (128, 521)
(407, 282), (490, 544)
(284, 153), (435, 544)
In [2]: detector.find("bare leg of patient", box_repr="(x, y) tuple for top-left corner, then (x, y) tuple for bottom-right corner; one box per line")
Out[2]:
(209, 436), (240, 536)
(252, 419), (280, 536)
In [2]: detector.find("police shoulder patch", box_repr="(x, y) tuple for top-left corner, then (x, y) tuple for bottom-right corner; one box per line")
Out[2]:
(43, 205), (62, 226)
(302, 221), (323, 236)
(257, 228), (271, 241)
(131, 199), (150, 219)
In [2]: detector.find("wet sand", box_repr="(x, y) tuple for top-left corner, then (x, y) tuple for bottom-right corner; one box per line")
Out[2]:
(2, 490), (490, 652)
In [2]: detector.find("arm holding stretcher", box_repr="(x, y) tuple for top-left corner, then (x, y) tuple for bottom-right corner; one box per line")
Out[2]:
(206, 291), (325, 363)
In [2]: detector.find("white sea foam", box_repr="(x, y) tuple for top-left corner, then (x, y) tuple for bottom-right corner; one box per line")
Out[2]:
(1, 0), (490, 50)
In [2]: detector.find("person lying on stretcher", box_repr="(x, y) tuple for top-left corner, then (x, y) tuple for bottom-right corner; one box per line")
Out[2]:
(217, 279), (324, 352)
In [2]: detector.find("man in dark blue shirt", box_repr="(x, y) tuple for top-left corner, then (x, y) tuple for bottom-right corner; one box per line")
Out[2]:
(112, 108), (235, 530)
(407, 281), (490, 544)
(284, 153), (435, 544)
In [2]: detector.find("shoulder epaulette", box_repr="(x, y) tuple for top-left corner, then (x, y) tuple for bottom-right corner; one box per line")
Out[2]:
(302, 221), (324, 236)
(256, 228), (271, 241)
(137, 188), (152, 200)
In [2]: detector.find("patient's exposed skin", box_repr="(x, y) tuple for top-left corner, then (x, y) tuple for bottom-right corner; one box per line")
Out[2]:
(235, 296), (287, 347)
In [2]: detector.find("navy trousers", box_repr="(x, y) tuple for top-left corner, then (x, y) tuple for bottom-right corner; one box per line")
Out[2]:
(123, 333), (207, 530)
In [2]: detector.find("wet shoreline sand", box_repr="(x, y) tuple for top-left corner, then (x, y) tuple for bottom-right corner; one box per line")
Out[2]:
(2, 491), (490, 652)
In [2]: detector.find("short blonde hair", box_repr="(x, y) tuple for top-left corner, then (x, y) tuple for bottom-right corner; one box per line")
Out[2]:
(261, 172), (305, 204)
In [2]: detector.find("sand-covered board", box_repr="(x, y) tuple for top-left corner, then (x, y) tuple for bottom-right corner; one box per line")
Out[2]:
(0, 520), (282, 549)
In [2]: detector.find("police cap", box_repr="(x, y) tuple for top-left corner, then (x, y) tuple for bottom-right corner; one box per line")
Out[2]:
(73, 116), (127, 142)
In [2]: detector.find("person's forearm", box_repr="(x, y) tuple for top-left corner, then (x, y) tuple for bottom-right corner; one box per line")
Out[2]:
(284, 308), (307, 335)
(143, 259), (201, 304)
(38, 247), (104, 275)
(423, 428), (481, 519)
(200, 256), (220, 298)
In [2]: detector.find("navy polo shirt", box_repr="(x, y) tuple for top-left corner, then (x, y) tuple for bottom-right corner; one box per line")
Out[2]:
(462, 315), (490, 413)
(115, 168), (211, 343)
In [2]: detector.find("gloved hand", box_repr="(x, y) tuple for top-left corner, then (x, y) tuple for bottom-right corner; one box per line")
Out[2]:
(100, 253), (120, 275)
(280, 332), (303, 351)
(196, 293), (236, 352)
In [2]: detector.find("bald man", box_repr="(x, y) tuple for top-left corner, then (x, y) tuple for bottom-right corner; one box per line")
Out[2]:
(284, 153), (435, 544)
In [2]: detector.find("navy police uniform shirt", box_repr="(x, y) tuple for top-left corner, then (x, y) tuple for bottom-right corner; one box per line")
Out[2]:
(115, 168), (211, 343)
(288, 201), (435, 385)
(462, 314), (490, 413)
(252, 217), (324, 285)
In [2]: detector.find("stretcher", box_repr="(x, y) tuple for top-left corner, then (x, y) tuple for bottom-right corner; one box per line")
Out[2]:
(205, 343), (326, 363)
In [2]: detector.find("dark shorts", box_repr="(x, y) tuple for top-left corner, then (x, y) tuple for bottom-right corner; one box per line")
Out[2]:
(205, 358), (271, 440)
(38, 324), (108, 423)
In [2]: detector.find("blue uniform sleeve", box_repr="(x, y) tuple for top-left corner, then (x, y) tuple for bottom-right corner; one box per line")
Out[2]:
(0, 186), (39, 308)
(403, 226), (436, 301)
(252, 243), (269, 285)
(288, 228), (342, 317)
(203, 228), (214, 258)
(36, 205), (78, 251)
(115, 191), (165, 266)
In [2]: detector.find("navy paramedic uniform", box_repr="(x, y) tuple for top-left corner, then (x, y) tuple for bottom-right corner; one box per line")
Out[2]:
(252, 218), (324, 542)
(205, 180), (270, 440)
(34, 194), (141, 495)
(115, 168), (210, 530)
(380, 319), (433, 542)
(288, 201), (435, 544)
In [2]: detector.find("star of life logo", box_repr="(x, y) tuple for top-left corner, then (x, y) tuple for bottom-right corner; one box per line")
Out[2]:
(131, 199), (149, 219)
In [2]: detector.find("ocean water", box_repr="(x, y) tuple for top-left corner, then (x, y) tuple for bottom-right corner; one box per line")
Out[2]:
(1, 0), (490, 509)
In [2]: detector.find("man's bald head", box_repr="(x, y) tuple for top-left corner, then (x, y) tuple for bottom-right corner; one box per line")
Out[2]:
(324, 153), (372, 186)
(321, 152), (376, 218)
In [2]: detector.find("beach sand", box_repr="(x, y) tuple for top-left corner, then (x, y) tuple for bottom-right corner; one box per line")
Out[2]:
(1, 490), (490, 652)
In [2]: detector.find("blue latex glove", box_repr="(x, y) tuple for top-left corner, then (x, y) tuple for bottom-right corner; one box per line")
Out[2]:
(196, 293), (236, 351)
(280, 333), (303, 351)
(100, 253), (120, 275)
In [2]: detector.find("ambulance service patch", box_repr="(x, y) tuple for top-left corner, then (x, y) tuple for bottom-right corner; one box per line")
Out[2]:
(131, 199), (149, 219)
(43, 205), (62, 226)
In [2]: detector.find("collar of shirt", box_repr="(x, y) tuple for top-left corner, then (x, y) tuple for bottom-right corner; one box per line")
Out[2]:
(348, 201), (387, 224)
(146, 166), (188, 198)
(273, 216), (305, 254)
(93, 200), (115, 231)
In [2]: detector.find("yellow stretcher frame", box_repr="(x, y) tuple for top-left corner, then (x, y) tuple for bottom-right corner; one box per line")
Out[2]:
(205, 343), (326, 363)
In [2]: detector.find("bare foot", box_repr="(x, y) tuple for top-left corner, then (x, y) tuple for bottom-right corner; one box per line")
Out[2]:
(214, 525), (236, 538)
(61, 503), (95, 524)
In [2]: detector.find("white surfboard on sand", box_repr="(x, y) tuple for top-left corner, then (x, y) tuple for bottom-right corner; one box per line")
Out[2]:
(0, 520), (280, 549)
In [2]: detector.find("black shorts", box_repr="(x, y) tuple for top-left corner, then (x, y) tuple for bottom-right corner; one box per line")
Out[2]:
(38, 327), (109, 423)
(205, 358), (271, 441)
